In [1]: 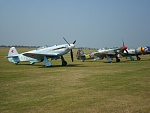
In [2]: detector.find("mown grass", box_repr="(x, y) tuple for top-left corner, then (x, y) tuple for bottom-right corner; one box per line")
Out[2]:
(0, 47), (150, 113)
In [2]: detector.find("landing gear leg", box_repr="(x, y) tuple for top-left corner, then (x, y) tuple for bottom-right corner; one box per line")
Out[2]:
(136, 55), (141, 60)
(115, 55), (120, 62)
(116, 58), (120, 62)
(129, 55), (134, 61)
(44, 56), (52, 67)
(106, 55), (112, 63)
(61, 56), (67, 66)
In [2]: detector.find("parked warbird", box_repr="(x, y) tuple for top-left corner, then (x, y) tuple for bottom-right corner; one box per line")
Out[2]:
(76, 43), (128, 63)
(121, 46), (149, 61)
(145, 46), (150, 53)
(6, 38), (76, 67)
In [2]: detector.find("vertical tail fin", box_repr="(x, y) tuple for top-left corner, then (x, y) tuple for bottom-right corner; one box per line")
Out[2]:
(7, 47), (20, 64)
(8, 47), (19, 56)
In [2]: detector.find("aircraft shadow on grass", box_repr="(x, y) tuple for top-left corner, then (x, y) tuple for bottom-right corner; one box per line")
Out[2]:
(84, 58), (150, 63)
(16, 63), (85, 68)
(38, 64), (85, 68)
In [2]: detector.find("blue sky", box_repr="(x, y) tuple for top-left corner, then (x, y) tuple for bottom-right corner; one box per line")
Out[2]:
(0, 0), (150, 48)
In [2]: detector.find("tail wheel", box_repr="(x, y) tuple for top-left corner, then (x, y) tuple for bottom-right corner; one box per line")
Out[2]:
(81, 59), (85, 62)
(15, 62), (19, 65)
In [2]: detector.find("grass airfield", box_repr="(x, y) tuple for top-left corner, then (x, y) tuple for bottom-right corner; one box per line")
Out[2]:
(0, 47), (150, 113)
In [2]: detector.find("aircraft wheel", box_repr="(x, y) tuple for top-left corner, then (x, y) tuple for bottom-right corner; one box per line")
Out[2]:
(62, 61), (67, 66)
(137, 57), (141, 60)
(15, 62), (19, 65)
(81, 60), (85, 62)
(116, 59), (120, 62)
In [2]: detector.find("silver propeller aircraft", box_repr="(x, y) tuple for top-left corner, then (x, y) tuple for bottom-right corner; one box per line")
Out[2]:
(76, 43), (128, 63)
(121, 46), (149, 61)
(145, 46), (150, 53)
(77, 46), (149, 62)
(6, 38), (76, 67)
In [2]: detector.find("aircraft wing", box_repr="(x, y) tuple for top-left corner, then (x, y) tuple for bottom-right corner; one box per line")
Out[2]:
(93, 52), (105, 58)
(23, 52), (60, 60)
(93, 52), (116, 58)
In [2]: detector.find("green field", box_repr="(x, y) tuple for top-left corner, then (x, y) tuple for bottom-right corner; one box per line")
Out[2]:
(0, 48), (150, 113)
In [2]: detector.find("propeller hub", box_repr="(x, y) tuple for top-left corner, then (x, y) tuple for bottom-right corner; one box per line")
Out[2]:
(140, 47), (145, 53)
(68, 44), (75, 50)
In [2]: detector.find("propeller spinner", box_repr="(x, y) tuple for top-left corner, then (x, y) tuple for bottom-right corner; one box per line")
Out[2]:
(121, 39), (128, 54)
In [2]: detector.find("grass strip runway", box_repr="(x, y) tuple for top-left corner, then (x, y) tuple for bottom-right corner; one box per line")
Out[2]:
(0, 48), (150, 113)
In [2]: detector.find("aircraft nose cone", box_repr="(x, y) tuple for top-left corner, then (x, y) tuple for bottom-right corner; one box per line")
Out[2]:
(122, 46), (127, 50)
(141, 47), (145, 53)
(69, 44), (75, 49)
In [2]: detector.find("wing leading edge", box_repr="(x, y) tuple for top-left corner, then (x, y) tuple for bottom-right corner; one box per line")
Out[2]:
(23, 52), (60, 60)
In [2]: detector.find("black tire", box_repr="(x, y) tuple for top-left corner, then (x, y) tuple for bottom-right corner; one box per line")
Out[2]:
(137, 57), (141, 60)
(62, 61), (67, 66)
(116, 59), (120, 62)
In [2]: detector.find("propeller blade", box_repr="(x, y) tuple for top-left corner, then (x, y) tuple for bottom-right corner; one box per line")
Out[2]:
(63, 37), (70, 45)
(63, 37), (75, 62)
(73, 40), (76, 44)
(125, 49), (128, 54)
(122, 39), (125, 46)
(70, 49), (73, 62)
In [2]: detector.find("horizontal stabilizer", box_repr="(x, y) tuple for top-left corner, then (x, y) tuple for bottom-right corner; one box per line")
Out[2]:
(5, 55), (19, 58)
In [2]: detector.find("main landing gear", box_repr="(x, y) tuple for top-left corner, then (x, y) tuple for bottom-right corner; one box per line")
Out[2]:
(115, 55), (120, 62)
(136, 56), (141, 60)
(43, 55), (68, 67)
(61, 56), (67, 66)
(116, 58), (120, 62)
